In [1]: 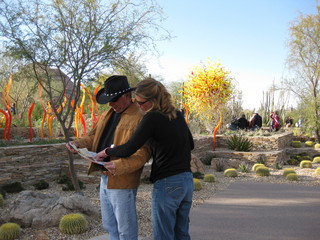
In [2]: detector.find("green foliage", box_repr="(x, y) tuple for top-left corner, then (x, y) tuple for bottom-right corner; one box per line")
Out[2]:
(224, 168), (238, 177)
(315, 143), (320, 149)
(0, 222), (21, 240)
(201, 154), (214, 166)
(203, 174), (215, 183)
(33, 180), (49, 190)
(286, 153), (310, 165)
(193, 178), (202, 191)
(227, 134), (253, 152)
(304, 141), (314, 147)
(192, 172), (204, 179)
(313, 157), (320, 163)
(283, 168), (296, 177)
(56, 175), (85, 191)
(315, 167), (320, 175)
(56, 175), (70, 184)
(2, 182), (24, 193)
(274, 162), (283, 170)
(238, 163), (250, 173)
(286, 173), (298, 181)
(255, 166), (270, 177)
(0, 188), (6, 198)
(251, 163), (265, 172)
(59, 213), (88, 235)
(300, 160), (312, 168)
(0, 194), (3, 208)
(291, 141), (301, 148)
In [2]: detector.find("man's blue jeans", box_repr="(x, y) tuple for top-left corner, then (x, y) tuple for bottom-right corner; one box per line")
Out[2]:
(152, 172), (194, 240)
(100, 175), (138, 240)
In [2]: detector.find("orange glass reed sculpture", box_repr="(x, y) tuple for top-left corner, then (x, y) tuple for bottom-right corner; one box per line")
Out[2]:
(28, 102), (35, 142)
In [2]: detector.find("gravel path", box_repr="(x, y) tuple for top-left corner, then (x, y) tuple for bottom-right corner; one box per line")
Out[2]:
(2, 163), (320, 240)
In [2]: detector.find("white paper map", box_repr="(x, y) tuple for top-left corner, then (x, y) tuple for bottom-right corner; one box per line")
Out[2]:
(69, 142), (105, 166)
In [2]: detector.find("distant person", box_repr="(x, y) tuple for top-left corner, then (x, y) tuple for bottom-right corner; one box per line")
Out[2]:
(10, 103), (16, 115)
(237, 114), (249, 130)
(285, 117), (293, 128)
(227, 116), (239, 131)
(249, 112), (262, 130)
(270, 111), (280, 131)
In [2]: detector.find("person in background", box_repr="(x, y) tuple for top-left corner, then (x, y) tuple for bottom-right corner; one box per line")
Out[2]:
(66, 75), (150, 240)
(270, 111), (281, 131)
(285, 117), (293, 128)
(237, 114), (249, 130)
(95, 77), (194, 240)
(249, 112), (262, 130)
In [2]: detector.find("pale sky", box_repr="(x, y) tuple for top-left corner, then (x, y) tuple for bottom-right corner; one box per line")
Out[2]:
(145, 0), (318, 110)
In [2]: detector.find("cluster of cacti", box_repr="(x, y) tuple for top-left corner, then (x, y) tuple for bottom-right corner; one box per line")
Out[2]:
(0, 223), (21, 240)
(203, 174), (215, 183)
(291, 141), (301, 148)
(224, 168), (238, 177)
(59, 213), (88, 235)
(315, 167), (320, 176)
(0, 194), (3, 208)
(238, 163), (250, 173)
(255, 166), (270, 177)
(286, 173), (298, 181)
(313, 157), (320, 163)
(315, 143), (320, 149)
(283, 168), (296, 177)
(304, 141), (314, 147)
(193, 178), (202, 191)
(300, 160), (312, 168)
(251, 163), (265, 172)
(227, 134), (253, 152)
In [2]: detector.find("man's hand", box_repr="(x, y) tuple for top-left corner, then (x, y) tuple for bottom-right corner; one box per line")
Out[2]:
(94, 149), (108, 162)
(66, 141), (78, 154)
(103, 161), (116, 175)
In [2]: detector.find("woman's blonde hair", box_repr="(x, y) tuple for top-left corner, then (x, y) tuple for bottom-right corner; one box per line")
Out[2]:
(135, 78), (177, 120)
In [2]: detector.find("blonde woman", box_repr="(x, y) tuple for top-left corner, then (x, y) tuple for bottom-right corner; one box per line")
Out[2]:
(95, 78), (194, 240)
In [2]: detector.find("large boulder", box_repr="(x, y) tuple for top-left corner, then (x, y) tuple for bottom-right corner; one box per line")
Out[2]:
(191, 154), (204, 174)
(5, 190), (99, 228)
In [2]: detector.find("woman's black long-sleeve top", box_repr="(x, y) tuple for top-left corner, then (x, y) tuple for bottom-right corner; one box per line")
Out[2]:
(107, 110), (194, 183)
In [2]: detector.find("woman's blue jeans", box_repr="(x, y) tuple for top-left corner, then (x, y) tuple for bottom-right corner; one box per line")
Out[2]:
(100, 175), (138, 240)
(152, 172), (194, 240)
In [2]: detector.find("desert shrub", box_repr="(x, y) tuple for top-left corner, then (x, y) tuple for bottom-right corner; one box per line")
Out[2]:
(251, 163), (265, 172)
(201, 153), (214, 165)
(56, 175), (70, 184)
(255, 166), (270, 177)
(0, 223), (21, 240)
(283, 168), (296, 177)
(0, 194), (3, 208)
(300, 160), (312, 168)
(192, 172), (204, 179)
(291, 141), (301, 148)
(238, 163), (250, 173)
(286, 173), (298, 181)
(315, 167), (320, 175)
(59, 213), (88, 235)
(2, 182), (24, 193)
(274, 162), (283, 170)
(304, 141), (314, 147)
(193, 178), (202, 191)
(227, 134), (253, 152)
(62, 180), (85, 191)
(315, 143), (320, 149)
(203, 174), (215, 183)
(33, 180), (49, 190)
(0, 188), (5, 199)
(286, 153), (310, 165)
(224, 168), (238, 177)
(313, 157), (320, 163)
(213, 159), (226, 172)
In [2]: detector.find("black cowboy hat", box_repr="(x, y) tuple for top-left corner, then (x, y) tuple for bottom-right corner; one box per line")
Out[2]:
(96, 75), (135, 104)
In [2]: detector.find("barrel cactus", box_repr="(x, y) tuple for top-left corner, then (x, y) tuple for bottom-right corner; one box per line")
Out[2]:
(315, 167), (320, 175)
(300, 160), (312, 168)
(291, 141), (301, 148)
(255, 166), (270, 177)
(204, 174), (215, 183)
(0, 223), (21, 240)
(304, 141), (314, 147)
(313, 157), (320, 163)
(315, 143), (320, 149)
(286, 173), (298, 181)
(251, 163), (265, 172)
(0, 194), (3, 208)
(283, 168), (296, 177)
(224, 168), (238, 177)
(59, 213), (88, 235)
(193, 178), (202, 191)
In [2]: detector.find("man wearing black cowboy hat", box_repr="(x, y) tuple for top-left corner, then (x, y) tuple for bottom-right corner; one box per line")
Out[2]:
(66, 75), (150, 240)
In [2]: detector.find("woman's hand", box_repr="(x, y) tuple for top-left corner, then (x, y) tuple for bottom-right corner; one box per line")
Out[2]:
(66, 141), (78, 154)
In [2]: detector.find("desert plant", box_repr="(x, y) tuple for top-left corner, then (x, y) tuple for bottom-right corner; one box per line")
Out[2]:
(0, 223), (21, 240)
(286, 153), (310, 165)
(275, 162), (283, 170)
(192, 172), (204, 179)
(224, 168), (238, 177)
(59, 213), (88, 235)
(286, 173), (298, 181)
(304, 141), (314, 147)
(315, 143), (320, 149)
(315, 167), (320, 175)
(33, 180), (49, 190)
(238, 163), (250, 173)
(201, 153), (214, 165)
(0, 188), (5, 198)
(193, 178), (202, 191)
(291, 141), (301, 148)
(1, 182), (24, 193)
(255, 166), (270, 177)
(300, 160), (312, 168)
(62, 180), (85, 191)
(283, 168), (296, 177)
(56, 175), (71, 184)
(313, 157), (320, 163)
(227, 134), (253, 152)
(0, 194), (3, 208)
(203, 174), (215, 183)
(251, 163), (265, 172)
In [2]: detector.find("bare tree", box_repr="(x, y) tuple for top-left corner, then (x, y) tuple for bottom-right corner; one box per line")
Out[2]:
(0, 0), (170, 191)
